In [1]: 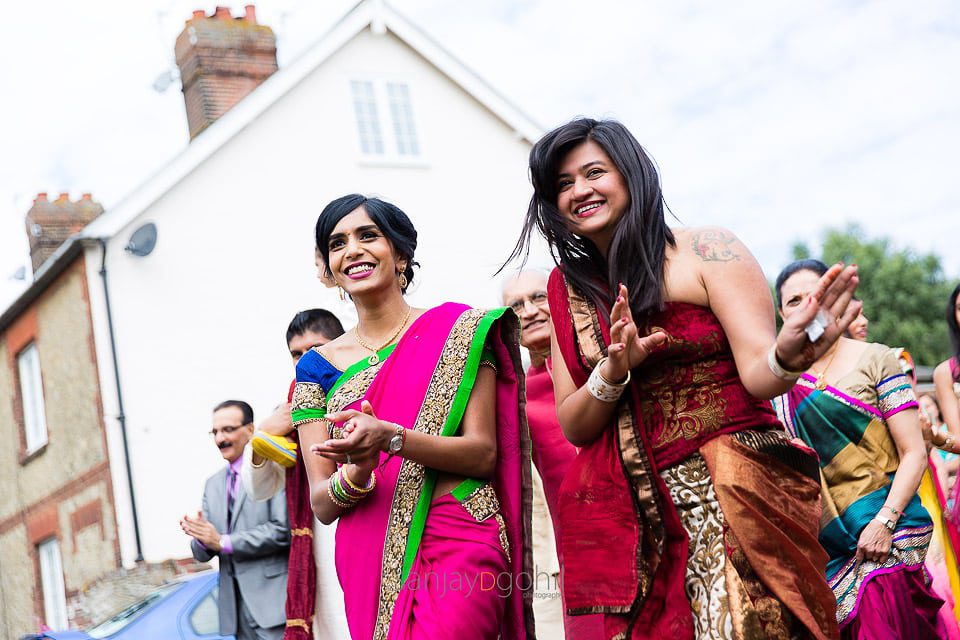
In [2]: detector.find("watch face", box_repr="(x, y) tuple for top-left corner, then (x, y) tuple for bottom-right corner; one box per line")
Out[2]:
(389, 434), (403, 453)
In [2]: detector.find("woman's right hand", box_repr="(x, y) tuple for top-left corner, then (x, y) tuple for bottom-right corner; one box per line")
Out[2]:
(603, 284), (667, 382)
(856, 518), (893, 564)
(775, 263), (861, 371)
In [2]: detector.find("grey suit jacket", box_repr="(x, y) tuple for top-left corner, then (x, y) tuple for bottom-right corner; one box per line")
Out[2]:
(191, 465), (290, 634)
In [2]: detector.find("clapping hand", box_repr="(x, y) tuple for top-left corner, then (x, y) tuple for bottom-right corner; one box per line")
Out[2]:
(180, 511), (221, 551)
(311, 400), (387, 472)
(776, 263), (861, 372)
(601, 284), (667, 383)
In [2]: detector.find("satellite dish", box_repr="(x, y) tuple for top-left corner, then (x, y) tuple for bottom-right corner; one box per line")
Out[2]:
(125, 223), (157, 257)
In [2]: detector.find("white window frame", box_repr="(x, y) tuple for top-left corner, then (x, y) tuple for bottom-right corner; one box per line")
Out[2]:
(38, 538), (68, 630)
(349, 77), (426, 166)
(17, 342), (48, 454)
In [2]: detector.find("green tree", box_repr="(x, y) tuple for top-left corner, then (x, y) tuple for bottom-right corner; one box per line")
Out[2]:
(793, 225), (953, 366)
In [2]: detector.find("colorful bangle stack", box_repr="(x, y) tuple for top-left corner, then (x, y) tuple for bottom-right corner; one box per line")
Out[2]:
(327, 468), (376, 509)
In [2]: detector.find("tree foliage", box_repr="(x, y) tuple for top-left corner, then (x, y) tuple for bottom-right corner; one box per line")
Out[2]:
(792, 225), (953, 366)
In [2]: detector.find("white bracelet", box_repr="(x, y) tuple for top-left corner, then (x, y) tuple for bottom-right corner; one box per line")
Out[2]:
(587, 357), (630, 403)
(767, 344), (803, 381)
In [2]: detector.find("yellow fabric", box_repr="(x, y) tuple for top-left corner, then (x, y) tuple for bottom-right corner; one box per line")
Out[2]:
(918, 469), (960, 620)
(819, 419), (898, 515)
(251, 431), (298, 468)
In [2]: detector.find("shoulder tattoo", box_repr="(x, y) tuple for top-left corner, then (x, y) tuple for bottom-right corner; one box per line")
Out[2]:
(691, 229), (741, 262)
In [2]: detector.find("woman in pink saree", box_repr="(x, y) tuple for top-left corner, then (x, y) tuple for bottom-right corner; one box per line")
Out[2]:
(292, 194), (535, 640)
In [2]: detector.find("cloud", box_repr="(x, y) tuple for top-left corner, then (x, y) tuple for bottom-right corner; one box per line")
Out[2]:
(1, 0), (958, 310)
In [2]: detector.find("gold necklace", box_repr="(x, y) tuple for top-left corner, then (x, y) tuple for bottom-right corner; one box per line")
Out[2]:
(355, 306), (412, 365)
(811, 342), (841, 391)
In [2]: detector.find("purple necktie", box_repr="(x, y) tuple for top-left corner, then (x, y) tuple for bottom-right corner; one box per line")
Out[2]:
(226, 467), (237, 532)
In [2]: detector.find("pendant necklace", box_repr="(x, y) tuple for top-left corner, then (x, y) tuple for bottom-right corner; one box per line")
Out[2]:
(355, 306), (412, 366)
(811, 342), (841, 391)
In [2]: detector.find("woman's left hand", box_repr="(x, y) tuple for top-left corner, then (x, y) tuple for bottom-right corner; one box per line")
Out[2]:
(311, 400), (390, 470)
(776, 263), (861, 371)
(856, 519), (893, 564)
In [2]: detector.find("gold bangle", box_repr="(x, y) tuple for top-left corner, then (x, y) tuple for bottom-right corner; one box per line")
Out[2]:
(326, 479), (353, 509)
(342, 468), (376, 494)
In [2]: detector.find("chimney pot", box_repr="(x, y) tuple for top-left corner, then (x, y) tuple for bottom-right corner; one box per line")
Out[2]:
(56, 192), (70, 202)
(192, 9), (205, 20)
(244, 5), (256, 23)
(81, 193), (92, 200)
(36, 192), (48, 202)
(215, 6), (231, 20)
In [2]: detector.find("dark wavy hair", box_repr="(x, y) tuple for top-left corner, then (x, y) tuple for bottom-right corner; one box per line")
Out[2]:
(506, 118), (675, 320)
(314, 194), (419, 293)
(774, 259), (828, 308)
(948, 282), (960, 379)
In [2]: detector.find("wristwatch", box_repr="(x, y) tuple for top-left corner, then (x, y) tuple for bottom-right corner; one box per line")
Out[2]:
(388, 423), (406, 455)
(873, 514), (896, 532)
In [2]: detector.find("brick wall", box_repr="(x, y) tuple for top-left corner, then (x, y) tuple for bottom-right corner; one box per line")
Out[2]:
(175, 5), (278, 139)
(24, 193), (103, 273)
(0, 257), (122, 637)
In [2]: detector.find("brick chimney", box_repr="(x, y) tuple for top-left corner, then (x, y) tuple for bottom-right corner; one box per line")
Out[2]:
(25, 192), (104, 272)
(175, 5), (278, 140)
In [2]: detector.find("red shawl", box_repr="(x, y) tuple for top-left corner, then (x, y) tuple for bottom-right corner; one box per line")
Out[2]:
(547, 268), (693, 638)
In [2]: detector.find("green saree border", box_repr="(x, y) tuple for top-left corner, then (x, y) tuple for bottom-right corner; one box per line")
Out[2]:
(401, 306), (505, 581)
(372, 306), (507, 640)
(327, 343), (397, 399)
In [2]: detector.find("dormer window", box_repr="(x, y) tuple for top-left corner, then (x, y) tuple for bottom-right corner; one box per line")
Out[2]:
(350, 79), (420, 159)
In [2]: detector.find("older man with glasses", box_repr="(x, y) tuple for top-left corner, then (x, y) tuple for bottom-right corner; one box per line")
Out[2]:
(502, 270), (604, 640)
(181, 400), (290, 640)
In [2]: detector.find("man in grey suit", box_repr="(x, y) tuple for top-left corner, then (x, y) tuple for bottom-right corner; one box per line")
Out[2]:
(181, 400), (290, 640)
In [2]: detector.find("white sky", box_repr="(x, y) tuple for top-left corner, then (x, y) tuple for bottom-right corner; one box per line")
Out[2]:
(1, 0), (958, 310)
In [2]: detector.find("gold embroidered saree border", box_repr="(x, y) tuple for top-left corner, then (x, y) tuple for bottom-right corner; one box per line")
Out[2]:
(565, 280), (662, 615)
(372, 308), (490, 640)
(829, 524), (933, 624)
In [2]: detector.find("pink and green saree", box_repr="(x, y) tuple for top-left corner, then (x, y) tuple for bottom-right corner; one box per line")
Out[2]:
(292, 302), (535, 640)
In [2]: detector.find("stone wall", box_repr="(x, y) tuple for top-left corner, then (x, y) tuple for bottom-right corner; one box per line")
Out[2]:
(0, 257), (121, 637)
(67, 559), (211, 629)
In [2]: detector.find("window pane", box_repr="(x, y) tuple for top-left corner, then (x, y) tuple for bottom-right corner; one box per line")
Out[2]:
(387, 82), (419, 156)
(17, 343), (48, 452)
(350, 80), (384, 155)
(189, 586), (220, 635)
(38, 538), (68, 630)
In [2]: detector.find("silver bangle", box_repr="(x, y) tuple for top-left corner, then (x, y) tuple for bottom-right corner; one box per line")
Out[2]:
(587, 357), (630, 403)
(767, 344), (803, 381)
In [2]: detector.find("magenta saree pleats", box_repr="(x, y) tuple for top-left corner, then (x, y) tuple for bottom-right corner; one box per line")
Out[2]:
(311, 303), (533, 640)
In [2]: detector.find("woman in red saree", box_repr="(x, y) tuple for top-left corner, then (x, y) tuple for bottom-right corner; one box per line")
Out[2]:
(293, 194), (535, 639)
(507, 118), (860, 639)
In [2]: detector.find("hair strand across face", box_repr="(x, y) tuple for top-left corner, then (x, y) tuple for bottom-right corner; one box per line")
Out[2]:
(505, 117), (675, 321)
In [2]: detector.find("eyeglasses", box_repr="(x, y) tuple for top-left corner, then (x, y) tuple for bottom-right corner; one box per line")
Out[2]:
(209, 424), (249, 437)
(507, 292), (549, 315)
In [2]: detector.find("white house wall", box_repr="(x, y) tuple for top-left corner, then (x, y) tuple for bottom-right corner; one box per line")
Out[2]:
(91, 26), (548, 563)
